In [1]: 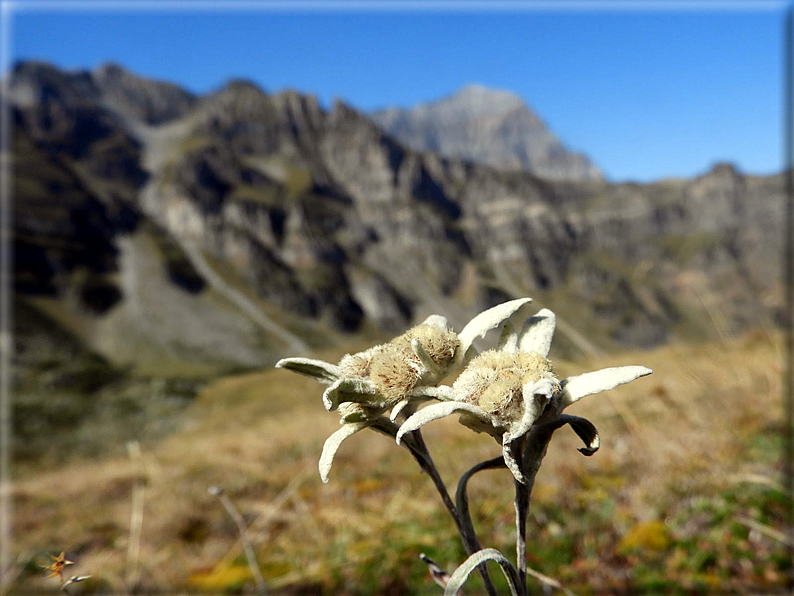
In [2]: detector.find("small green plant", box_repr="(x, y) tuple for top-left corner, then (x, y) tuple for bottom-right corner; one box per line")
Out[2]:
(277, 298), (652, 595)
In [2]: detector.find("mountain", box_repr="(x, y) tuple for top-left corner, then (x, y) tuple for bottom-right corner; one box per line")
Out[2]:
(9, 61), (785, 461)
(10, 62), (783, 357)
(11, 62), (783, 359)
(370, 84), (604, 181)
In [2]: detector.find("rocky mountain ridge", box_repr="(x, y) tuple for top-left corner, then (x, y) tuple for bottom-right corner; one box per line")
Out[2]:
(11, 61), (784, 377)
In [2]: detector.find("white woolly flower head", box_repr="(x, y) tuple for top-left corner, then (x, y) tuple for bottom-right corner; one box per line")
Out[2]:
(369, 322), (460, 404)
(454, 350), (560, 430)
(397, 306), (653, 483)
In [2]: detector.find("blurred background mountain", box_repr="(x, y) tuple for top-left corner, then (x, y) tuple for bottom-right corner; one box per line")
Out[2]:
(11, 60), (784, 461)
(370, 83), (603, 181)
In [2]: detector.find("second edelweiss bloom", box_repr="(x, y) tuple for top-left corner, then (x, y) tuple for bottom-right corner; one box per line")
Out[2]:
(396, 307), (653, 483)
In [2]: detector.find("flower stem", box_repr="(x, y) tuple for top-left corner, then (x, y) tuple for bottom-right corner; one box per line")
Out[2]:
(456, 457), (506, 596)
(514, 479), (530, 596)
(408, 430), (498, 596)
(514, 427), (557, 596)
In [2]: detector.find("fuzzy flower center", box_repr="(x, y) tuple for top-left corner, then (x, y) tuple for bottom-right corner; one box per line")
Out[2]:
(453, 350), (559, 426)
(338, 324), (460, 405)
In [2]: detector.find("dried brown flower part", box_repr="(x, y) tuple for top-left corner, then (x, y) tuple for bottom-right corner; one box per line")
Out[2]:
(42, 552), (74, 581)
(370, 347), (423, 404)
(369, 322), (460, 404)
(337, 346), (383, 379)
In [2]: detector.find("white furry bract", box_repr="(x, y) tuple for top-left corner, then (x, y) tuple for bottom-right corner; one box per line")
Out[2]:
(396, 401), (490, 445)
(518, 308), (556, 357)
(319, 422), (369, 483)
(504, 379), (556, 443)
(322, 378), (382, 411)
(496, 320), (519, 353)
(421, 314), (450, 329)
(444, 549), (522, 596)
(458, 298), (533, 356)
(275, 357), (340, 384)
(560, 365), (653, 408)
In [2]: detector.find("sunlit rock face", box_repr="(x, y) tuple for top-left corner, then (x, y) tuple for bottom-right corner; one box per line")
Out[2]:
(10, 61), (785, 366)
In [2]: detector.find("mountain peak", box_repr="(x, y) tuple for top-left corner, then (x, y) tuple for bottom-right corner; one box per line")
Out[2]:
(452, 83), (524, 103)
(93, 61), (127, 77)
(91, 62), (196, 125)
(425, 83), (526, 122)
(8, 60), (98, 108)
(370, 85), (602, 182)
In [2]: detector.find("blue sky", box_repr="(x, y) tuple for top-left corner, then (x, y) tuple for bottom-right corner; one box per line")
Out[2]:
(9, 3), (788, 182)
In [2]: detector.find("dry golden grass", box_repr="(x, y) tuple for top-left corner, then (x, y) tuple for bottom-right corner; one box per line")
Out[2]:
(13, 332), (786, 594)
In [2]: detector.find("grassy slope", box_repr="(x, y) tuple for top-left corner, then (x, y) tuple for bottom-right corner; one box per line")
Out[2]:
(13, 334), (787, 595)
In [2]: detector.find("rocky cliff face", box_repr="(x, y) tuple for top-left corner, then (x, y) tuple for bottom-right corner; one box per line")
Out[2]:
(370, 84), (603, 182)
(11, 62), (784, 375)
(92, 62), (197, 125)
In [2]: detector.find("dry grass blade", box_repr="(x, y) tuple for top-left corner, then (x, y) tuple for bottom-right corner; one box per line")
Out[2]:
(214, 470), (310, 572)
(208, 486), (268, 595)
(730, 473), (784, 492)
(125, 441), (145, 592)
(526, 567), (577, 596)
(420, 553), (462, 594)
(1, 552), (33, 594)
(734, 515), (793, 545)
(60, 575), (92, 594)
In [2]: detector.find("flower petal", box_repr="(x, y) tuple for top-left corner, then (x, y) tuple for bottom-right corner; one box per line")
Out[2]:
(319, 422), (369, 483)
(502, 437), (525, 484)
(421, 314), (450, 329)
(275, 357), (340, 384)
(535, 414), (600, 456)
(322, 378), (383, 411)
(458, 298), (533, 356)
(389, 399), (411, 421)
(409, 384), (456, 401)
(518, 308), (556, 357)
(566, 415), (600, 455)
(396, 401), (492, 445)
(559, 365), (653, 408)
(411, 339), (441, 377)
(505, 379), (555, 443)
(444, 549), (522, 596)
(496, 320), (519, 353)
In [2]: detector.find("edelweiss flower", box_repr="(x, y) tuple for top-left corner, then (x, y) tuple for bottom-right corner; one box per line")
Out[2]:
(275, 298), (534, 482)
(396, 307), (652, 483)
